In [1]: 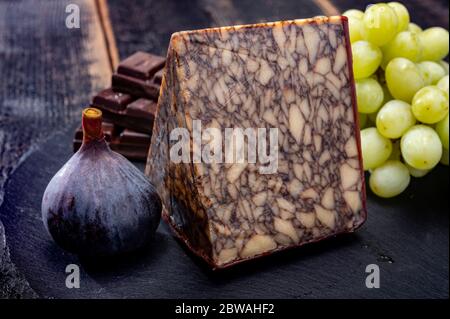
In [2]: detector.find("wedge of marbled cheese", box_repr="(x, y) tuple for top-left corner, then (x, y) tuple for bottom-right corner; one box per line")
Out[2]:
(146, 16), (367, 269)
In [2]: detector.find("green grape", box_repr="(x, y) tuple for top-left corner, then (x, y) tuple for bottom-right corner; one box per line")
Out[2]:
(406, 163), (430, 178)
(441, 148), (449, 165)
(437, 75), (449, 94)
(385, 57), (425, 102)
(361, 3), (399, 46)
(358, 112), (368, 129)
(419, 27), (449, 61)
(389, 139), (402, 160)
(376, 100), (416, 138)
(401, 125), (442, 169)
(356, 78), (384, 114)
(360, 127), (393, 170)
(352, 41), (382, 79)
(388, 2), (410, 32)
(439, 61), (449, 74)
(348, 16), (364, 43)
(381, 31), (422, 68)
(343, 9), (364, 19)
(408, 23), (422, 34)
(411, 86), (449, 124)
(435, 113), (449, 149)
(417, 61), (446, 85)
(369, 160), (410, 198)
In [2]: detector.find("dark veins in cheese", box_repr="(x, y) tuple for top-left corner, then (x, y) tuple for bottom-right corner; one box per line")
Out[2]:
(146, 16), (367, 268)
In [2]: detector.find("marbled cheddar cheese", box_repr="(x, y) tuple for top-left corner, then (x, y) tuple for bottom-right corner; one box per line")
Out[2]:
(146, 16), (367, 269)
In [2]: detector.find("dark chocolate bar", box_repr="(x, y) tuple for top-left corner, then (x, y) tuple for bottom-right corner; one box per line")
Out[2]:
(91, 88), (134, 111)
(126, 98), (157, 120)
(119, 129), (151, 145)
(117, 51), (165, 80)
(92, 97), (157, 133)
(112, 73), (161, 100)
(112, 52), (165, 101)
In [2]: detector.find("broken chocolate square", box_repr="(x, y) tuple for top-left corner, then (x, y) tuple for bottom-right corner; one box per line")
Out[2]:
(117, 51), (165, 80)
(92, 88), (134, 111)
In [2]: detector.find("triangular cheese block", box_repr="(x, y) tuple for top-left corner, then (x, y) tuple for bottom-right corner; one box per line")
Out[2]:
(146, 16), (367, 269)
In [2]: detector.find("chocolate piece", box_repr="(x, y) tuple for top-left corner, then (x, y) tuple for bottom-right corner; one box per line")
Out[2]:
(117, 51), (165, 80)
(112, 73), (161, 100)
(101, 122), (116, 141)
(93, 97), (157, 133)
(126, 98), (157, 120)
(111, 52), (164, 101)
(120, 129), (151, 145)
(145, 17), (367, 269)
(92, 88), (134, 111)
(74, 51), (162, 158)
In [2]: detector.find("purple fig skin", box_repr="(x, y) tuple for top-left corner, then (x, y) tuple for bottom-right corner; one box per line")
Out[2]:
(41, 139), (162, 257)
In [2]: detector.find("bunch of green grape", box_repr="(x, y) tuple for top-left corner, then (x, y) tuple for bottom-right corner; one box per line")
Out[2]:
(344, 2), (449, 198)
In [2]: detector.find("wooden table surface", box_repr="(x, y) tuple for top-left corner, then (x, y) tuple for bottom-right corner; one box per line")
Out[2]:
(0, 0), (448, 299)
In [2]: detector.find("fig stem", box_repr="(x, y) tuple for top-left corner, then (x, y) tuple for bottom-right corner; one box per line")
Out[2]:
(82, 107), (104, 143)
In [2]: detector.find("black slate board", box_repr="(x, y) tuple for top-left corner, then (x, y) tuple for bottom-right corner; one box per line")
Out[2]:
(0, 126), (448, 299)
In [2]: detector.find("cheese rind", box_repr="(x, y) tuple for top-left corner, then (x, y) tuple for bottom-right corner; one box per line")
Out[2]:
(146, 16), (367, 269)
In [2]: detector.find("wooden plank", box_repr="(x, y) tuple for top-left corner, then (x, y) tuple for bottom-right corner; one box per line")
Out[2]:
(107, 0), (326, 59)
(106, 0), (215, 59)
(313, 0), (341, 16)
(0, 0), (113, 298)
(199, 0), (327, 24)
(95, 0), (120, 70)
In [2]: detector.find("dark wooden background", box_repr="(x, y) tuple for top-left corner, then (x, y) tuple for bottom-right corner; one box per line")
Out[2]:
(0, 0), (448, 299)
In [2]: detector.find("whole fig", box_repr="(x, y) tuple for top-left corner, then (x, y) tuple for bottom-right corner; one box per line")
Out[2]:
(42, 108), (161, 256)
